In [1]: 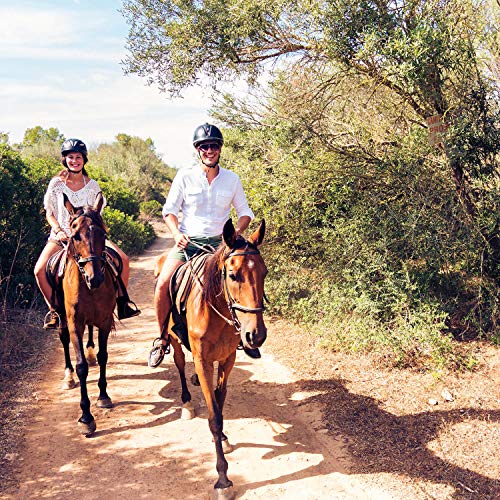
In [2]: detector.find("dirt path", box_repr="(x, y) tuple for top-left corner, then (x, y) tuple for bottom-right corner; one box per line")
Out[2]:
(1, 225), (393, 500)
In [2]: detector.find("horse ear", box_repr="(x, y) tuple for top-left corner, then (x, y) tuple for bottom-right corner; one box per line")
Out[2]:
(63, 193), (76, 215)
(248, 219), (265, 247)
(223, 219), (237, 248)
(93, 192), (104, 213)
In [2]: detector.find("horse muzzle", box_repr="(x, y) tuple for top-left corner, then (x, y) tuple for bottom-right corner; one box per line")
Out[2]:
(240, 318), (267, 350)
(85, 270), (105, 290)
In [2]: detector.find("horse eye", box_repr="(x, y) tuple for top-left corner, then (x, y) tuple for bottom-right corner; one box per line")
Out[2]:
(228, 271), (237, 281)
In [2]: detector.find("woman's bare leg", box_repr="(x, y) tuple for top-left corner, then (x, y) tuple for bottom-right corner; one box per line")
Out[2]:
(34, 241), (62, 307)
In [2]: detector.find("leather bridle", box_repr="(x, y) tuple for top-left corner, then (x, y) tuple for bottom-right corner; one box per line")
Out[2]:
(222, 247), (266, 332)
(69, 213), (106, 279)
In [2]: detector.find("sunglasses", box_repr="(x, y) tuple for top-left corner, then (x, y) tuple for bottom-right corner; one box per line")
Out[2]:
(198, 143), (221, 152)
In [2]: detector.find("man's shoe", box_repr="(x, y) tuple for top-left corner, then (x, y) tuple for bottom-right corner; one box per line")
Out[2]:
(43, 309), (61, 330)
(237, 340), (261, 359)
(243, 346), (261, 359)
(117, 297), (141, 320)
(148, 337), (170, 368)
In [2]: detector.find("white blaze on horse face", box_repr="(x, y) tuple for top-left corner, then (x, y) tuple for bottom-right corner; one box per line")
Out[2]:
(246, 260), (255, 270)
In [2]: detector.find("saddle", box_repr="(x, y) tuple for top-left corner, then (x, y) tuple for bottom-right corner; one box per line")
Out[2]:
(168, 253), (211, 352)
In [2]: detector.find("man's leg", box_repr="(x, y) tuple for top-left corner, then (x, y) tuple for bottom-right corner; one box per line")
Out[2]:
(149, 257), (183, 368)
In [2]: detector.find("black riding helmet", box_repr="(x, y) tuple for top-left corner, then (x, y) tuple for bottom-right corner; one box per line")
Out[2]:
(61, 138), (88, 165)
(192, 123), (224, 148)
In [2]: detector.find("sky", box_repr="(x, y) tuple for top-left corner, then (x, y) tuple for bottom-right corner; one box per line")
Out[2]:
(0, 0), (214, 169)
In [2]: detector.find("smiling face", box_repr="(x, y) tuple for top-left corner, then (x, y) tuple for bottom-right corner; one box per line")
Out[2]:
(64, 152), (85, 173)
(196, 141), (222, 168)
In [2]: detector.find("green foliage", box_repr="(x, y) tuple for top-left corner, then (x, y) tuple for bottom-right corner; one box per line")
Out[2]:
(88, 167), (141, 217)
(139, 199), (163, 221)
(103, 207), (155, 255)
(0, 145), (47, 307)
(17, 125), (64, 161)
(90, 133), (175, 203)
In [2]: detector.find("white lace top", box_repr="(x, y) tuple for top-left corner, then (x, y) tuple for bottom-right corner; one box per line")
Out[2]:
(43, 177), (106, 239)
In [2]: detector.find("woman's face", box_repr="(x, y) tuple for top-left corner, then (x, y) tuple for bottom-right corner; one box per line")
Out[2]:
(65, 152), (84, 172)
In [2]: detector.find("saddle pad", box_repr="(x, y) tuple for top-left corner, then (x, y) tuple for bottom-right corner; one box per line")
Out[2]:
(170, 253), (210, 314)
(168, 253), (211, 352)
(46, 248), (67, 288)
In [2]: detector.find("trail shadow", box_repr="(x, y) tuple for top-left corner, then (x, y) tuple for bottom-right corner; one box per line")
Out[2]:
(161, 357), (498, 499)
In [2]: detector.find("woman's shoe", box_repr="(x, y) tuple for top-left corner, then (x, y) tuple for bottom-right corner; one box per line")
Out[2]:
(117, 297), (141, 319)
(43, 309), (61, 329)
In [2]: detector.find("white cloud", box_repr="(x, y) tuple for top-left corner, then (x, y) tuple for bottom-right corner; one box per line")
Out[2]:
(0, 8), (75, 47)
(0, 2), (221, 169)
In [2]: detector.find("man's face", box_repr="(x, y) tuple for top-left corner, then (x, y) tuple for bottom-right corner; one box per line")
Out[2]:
(197, 142), (221, 168)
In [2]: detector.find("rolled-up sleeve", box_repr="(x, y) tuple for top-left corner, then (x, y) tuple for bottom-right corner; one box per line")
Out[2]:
(162, 173), (184, 218)
(232, 178), (254, 220)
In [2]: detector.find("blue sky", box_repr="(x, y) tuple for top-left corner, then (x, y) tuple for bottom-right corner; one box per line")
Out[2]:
(0, 0), (213, 168)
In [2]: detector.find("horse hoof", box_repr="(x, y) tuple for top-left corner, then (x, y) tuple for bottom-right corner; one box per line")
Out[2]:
(96, 397), (113, 408)
(78, 419), (96, 437)
(213, 486), (235, 500)
(86, 348), (97, 366)
(181, 401), (196, 420)
(190, 374), (200, 386)
(61, 379), (76, 390)
(61, 368), (76, 390)
(222, 439), (233, 454)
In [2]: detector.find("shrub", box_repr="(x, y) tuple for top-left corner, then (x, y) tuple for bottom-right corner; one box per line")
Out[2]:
(103, 207), (155, 255)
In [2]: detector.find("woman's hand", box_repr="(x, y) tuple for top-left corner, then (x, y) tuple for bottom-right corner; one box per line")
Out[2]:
(173, 232), (190, 249)
(55, 229), (69, 242)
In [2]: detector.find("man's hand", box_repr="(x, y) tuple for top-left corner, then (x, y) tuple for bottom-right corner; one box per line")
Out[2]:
(173, 232), (190, 249)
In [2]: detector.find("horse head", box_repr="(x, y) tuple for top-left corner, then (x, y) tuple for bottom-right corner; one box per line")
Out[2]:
(63, 192), (107, 290)
(222, 219), (267, 350)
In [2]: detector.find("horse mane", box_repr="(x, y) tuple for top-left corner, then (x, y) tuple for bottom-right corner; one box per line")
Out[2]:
(201, 236), (257, 304)
(202, 245), (226, 304)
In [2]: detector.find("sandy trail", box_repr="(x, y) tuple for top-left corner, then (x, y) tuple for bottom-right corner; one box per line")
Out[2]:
(2, 226), (391, 500)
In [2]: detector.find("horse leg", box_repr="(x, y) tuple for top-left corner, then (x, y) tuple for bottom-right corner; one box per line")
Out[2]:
(86, 325), (97, 366)
(70, 328), (96, 436)
(172, 340), (194, 419)
(59, 326), (76, 390)
(193, 357), (234, 498)
(215, 352), (237, 454)
(96, 327), (113, 408)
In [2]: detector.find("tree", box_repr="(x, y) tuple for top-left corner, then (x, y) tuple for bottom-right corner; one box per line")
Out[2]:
(123, 0), (499, 282)
(90, 133), (176, 202)
(17, 126), (65, 161)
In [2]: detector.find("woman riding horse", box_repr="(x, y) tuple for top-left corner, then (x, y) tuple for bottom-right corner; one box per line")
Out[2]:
(34, 138), (140, 328)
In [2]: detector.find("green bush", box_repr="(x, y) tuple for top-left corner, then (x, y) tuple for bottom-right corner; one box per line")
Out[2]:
(0, 146), (48, 307)
(103, 207), (155, 255)
(139, 199), (163, 221)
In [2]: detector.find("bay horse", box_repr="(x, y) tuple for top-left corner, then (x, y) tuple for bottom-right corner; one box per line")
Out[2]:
(61, 192), (116, 436)
(162, 218), (267, 499)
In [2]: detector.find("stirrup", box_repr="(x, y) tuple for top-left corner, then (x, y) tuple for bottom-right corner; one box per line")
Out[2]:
(43, 309), (62, 330)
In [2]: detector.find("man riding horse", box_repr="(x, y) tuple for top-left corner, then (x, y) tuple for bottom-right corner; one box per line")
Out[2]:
(148, 123), (261, 367)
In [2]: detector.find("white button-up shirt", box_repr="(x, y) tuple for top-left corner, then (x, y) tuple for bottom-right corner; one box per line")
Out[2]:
(162, 165), (254, 237)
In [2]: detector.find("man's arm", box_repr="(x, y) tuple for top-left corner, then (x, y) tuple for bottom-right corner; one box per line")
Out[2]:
(235, 215), (251, 236)
(164, 213), (190, 249)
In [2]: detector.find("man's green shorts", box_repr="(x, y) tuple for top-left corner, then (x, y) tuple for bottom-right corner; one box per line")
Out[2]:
(167, 235), (223, 262)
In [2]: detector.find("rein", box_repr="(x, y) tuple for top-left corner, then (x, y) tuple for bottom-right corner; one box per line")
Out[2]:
(222, 249), (266, 333)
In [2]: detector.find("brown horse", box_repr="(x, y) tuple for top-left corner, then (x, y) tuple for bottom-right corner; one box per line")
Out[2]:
(61, 192), (116, 436)
(163, 218), (267, 499)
